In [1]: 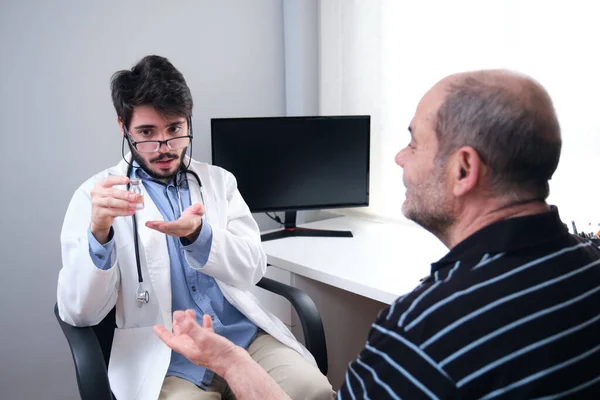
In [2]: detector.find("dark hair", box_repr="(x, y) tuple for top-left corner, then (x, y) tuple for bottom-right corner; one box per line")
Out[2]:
(110, 55), (193, 129)
(435, 74), (562, 200)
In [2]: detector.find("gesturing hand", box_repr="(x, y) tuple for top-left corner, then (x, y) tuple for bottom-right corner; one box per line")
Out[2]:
(146, 203), (205, 242)
(153, 310), (240, 377)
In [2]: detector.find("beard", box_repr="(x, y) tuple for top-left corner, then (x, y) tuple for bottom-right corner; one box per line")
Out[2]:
(130, 145), (186, 181)
(402, 171), (455, 238)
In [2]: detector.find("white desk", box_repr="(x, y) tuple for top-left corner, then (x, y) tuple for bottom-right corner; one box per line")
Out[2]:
(261, 215), (449, 304)
(259, 214), (449, 389)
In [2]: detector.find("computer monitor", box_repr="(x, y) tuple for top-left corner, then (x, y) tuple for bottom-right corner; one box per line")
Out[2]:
(211, 115), (370, 241)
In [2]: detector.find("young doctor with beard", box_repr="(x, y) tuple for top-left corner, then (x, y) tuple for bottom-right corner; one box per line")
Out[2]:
(57, 55), (333, 400)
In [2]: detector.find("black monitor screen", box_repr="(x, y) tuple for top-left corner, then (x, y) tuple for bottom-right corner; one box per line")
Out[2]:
(211, 116), (370, 213)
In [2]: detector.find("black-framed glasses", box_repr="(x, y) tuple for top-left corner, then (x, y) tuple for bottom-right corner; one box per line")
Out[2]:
(124, 117), (194, 153)
(127, 134), (193, 153)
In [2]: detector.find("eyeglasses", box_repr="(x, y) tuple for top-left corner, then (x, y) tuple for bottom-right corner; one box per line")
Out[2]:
(123, 118), (193, 153)
(127, 134), (192, 153)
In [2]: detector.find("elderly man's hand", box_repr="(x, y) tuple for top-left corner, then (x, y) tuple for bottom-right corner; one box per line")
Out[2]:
(153, 309), (240, 376)
(155, 310), (293, 400)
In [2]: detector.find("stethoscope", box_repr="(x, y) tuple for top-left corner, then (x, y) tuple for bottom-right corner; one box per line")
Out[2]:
(121, 122), (204, 307)
(126, 163), (204, 307)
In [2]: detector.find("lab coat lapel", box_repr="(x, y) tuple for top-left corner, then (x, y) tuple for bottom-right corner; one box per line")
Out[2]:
(188, 166), (204, 209)
(188, 164), (219, 226)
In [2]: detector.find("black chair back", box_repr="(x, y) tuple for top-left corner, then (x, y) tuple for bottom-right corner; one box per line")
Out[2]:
(93, 307), (116, 366)
(54, 304), (116, 400)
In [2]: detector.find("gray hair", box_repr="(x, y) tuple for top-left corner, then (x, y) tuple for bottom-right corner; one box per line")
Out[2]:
(434, 72), (562, 200)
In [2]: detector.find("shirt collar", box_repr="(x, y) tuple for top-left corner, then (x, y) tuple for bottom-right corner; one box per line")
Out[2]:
(131, 161), (152, 181)
(430, 205), (569, 273)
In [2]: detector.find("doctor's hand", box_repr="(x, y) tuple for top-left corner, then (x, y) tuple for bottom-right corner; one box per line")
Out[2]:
(153, 309), (240, 377)
(90, 176), (143, 244)
(146, 202), (205, 242)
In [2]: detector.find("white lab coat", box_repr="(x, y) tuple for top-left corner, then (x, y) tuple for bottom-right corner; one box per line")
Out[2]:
(57, 156), (315, 400)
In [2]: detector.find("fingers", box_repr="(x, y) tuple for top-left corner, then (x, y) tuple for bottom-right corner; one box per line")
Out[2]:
(99, 176), (129, 188)
(107, 187), (143, 203)
(93, 177), (142, 204)
(173, 310), (186, 335)
(95, 187), (142, 208)
(97, 197), (136, 211)
(146, 221), (192, 237)
(153, 325), (181, 352)
(179, 310), (201, 333)
(172, 309), (202, 336)
(187, 203), (205, 216)
(145, 221), (165, 230)
(146, 219), (197, 237)
(92, 195), (137, 217)
(174, 310), (187, 323)
(153, 325), (173, 346)
(91, 180), (143, 221)
(153, 325), (171, 341)
(145, 221), (172, 234)
(202, 314), (214, 331)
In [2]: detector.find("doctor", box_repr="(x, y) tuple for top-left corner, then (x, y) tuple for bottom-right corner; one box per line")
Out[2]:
(57, 55), (333, 400)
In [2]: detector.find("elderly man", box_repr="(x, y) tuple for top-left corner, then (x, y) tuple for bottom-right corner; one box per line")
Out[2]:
(154, 70), (600, 399)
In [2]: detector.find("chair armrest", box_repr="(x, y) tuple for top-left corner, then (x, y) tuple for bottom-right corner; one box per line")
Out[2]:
(54, 303), (113, 400)
(256, 277), (328, 375)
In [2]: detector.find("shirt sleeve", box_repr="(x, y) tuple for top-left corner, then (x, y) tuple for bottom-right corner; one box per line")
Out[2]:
(338, 307), (457, 400)
(87, 227), (116, 270)
(181, 221), (214, 267)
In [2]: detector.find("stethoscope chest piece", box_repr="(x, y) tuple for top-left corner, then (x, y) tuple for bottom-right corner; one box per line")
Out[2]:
(136, 284), (149, 307)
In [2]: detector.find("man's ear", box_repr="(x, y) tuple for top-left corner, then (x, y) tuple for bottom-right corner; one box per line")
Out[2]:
(118, 118), (124, 136)
(452, 146), (482, 197)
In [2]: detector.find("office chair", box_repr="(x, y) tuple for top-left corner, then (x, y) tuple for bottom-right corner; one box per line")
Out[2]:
(55, 276), (328, 400)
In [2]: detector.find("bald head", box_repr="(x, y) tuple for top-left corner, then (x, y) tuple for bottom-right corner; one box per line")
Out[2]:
(432, 69), (561, 200)
(439, 70), (559, 140)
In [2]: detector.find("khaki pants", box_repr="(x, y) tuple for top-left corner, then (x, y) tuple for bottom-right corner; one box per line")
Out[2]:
(159, 332), (335, 400)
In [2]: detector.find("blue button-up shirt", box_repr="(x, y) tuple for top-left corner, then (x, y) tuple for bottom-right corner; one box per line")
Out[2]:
(87, 164), (257, 388)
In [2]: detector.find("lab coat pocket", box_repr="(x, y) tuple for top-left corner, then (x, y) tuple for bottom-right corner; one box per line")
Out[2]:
(108, 325), (163, 399)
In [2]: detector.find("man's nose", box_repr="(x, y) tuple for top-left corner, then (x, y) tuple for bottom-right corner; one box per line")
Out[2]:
(395, 149), (406, 168)
(157, 140), (170, 152)
(156, 134), (171, 152)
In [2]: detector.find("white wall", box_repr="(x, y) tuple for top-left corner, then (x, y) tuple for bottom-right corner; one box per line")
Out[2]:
(381, 0), (600, 228)
(320, 0), (600, 228)
(0, 0), (286, 398)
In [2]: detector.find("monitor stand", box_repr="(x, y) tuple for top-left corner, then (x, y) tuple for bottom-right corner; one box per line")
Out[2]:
(261, 211), (353, 242)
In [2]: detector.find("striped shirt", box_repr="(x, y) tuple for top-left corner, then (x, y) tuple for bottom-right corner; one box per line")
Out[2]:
(339, 207), (600, 399)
